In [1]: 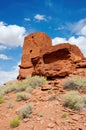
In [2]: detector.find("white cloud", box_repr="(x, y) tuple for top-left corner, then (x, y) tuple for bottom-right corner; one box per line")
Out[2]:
(0, 54), (11, 60)
(68, 36), (86, 46)
(0, 21), (26, 47)
(52, 36), (86, 57)
(0, 45), (7, 50)
(24, 18), (31, 21)
(0, 70), (16, 85)
(52, 37), (67, 45)
(52, 18), (86, 57)
(0, 62), (20, 85)
(0, 70), (18, 85)
(34, 14), (47, 21)
(80, 26), (86, 36)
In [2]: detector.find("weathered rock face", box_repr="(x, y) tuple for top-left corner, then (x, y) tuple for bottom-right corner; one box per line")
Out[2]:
(18, 32), (52, 79)
(18, 32), (85, 79)
(32, 43), (84, 78)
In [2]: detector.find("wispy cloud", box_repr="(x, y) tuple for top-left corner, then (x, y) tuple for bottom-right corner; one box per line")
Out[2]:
(54, 27), (65, 31)
(34, 14), (47, 21)
(0, 45), (7, 50)
(0, 54), (11, 60)
(67, 18), (86, 35)
(24, 17), (31, 21)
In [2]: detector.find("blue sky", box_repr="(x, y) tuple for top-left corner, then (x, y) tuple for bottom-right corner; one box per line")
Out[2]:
(0, 0), (86, 84)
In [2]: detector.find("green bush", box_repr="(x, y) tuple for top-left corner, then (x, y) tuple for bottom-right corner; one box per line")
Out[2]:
(63, 76), (86, 90)
(15, 76), (47, 92)
(26, 76), (47, 89)
(19, 104), (33, 119)
(0, 97), (4, 104)
(10, 118), (20, 128)
(15, 80), (27, 92)
(16, 92), (30, 101)
(26, 87), (34, 93)
(63, 91), (86, 111)
(0, 76), (47, 95)
(61, 113), (67, 118)
(3, 85), (15, 94)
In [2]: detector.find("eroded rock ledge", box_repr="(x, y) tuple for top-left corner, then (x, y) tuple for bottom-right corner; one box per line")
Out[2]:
(18, 32), (86, 79)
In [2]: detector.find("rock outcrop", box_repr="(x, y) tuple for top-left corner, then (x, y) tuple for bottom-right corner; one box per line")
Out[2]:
(18, 32), (86, 79)
(18, 32), (52, 79)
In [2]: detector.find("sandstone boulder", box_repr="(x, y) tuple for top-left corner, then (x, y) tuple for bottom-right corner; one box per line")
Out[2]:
(32, 43), (84, 78)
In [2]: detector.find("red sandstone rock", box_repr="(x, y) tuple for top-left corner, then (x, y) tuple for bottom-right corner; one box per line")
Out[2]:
(32, 43), (84, 78)
(76, 59), (86, 68)
(18, 32), (52, 79)
(18, 32), (85, 79)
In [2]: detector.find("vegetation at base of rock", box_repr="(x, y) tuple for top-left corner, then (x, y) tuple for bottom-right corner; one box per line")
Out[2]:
(63, 76), (86, 90)
(26, 76), (47, 89)
(0, 97), (4, 104)
(0, 76), (47, 95)
(16, 92), (30, 101)
(18, 104), (33, 119)
(63, 91), (86, 111)
(16, 76), (47, 92)
(10, 118), (20, 128)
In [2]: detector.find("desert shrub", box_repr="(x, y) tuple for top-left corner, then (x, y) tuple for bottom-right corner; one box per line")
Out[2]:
(63, 91), (86, 111)
(0, 82), (17, 95)
(16, 92), (30, 101)
(0, 91), (5, 97)
(26, 75), (47, 89)
(15, 80), (27, 92)
(15, 76), (47, 92)
(61, 113), (67, 118)
(0, 76), (47, 95)
(10, 118), (20, 128)
(63, 76), (86, 90)
(25, 87), (34, 93)
(19, 104), (33, 119)
(7, 102), (14, 109)
(0, 97), (4, 104)
(3, 85), (15, 94)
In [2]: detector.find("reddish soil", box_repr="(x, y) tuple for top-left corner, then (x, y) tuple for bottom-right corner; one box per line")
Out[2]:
(0, 78), (86, 130)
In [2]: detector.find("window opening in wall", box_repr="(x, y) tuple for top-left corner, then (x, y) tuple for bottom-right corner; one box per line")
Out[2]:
(30, 50), (32, 53)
